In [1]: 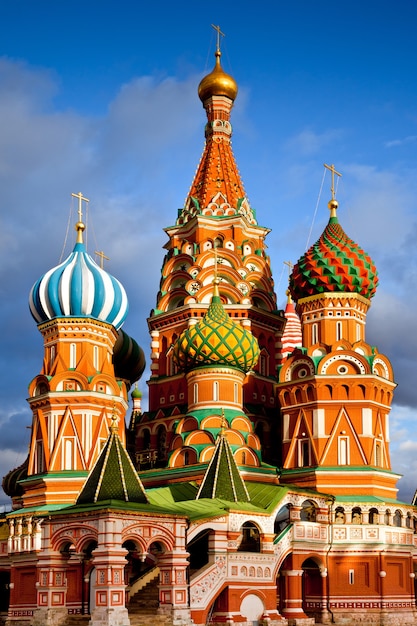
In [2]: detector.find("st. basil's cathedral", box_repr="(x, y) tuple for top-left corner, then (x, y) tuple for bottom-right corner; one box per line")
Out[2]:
(0, 35), (416, 626)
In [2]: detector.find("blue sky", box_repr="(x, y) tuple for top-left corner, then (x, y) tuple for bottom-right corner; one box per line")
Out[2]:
(1, 0), (417, 503)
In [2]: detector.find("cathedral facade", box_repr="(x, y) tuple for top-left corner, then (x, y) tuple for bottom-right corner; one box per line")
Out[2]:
(0, 42), (416, 626)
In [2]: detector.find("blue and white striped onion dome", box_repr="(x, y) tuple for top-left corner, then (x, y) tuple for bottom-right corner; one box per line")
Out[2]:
(29, 238), (128, 330)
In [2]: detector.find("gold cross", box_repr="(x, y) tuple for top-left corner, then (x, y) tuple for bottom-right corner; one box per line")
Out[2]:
(71, 192), (89, 223)
(95, 250), (110, 269)
(284, 260), (293, 275)
(324, 163), (342, 200)
(211, 24), (225, 52)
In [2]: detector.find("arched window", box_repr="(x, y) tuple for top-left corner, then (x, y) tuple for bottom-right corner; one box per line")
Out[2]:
(238, 522), (260, 552)
(352, 507), (362, 524)
(369, 508), (379, 524)
(335, 507), (345, 523)
(300, 500), (317, 522)
(393, 510), (402, 527)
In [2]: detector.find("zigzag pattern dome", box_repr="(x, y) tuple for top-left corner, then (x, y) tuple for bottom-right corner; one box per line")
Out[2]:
(29, 238), (128, 330)
(290, 205), (378, 302)
(173, 281), (259, 373)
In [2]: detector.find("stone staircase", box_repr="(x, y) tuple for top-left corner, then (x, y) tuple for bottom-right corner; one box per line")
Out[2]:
(127, 573), (171, 626)
(64, 616), (90, 626)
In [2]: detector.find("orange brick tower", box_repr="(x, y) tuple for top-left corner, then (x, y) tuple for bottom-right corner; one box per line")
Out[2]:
(277, 167), (398, 497)
(136, 45), (285, 474)
(20, 194), (145, 508)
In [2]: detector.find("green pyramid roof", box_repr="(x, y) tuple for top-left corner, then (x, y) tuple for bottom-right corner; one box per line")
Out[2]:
(77, 426), (148, 505)
(196, 432), (250, 502)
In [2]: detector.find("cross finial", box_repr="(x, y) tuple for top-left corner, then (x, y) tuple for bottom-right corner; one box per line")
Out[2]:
(95, 250), (110, 269)
(323, 163), (342, 200)
(211, 24), (225, 52)
(71, 192), (89, 244)
(284, 260), (294, 275)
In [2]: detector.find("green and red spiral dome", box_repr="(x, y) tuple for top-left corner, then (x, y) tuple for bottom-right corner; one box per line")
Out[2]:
(289, 200), (378, 302)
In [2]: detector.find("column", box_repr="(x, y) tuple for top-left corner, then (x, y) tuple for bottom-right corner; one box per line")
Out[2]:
(281, 569), (308, 620)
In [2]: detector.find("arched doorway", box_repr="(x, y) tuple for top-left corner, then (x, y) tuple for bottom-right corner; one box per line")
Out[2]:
(302, 558), (323, 622)
(0, 570), (10, 615)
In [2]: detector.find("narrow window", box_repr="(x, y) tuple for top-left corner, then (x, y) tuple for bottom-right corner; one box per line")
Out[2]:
(70, 343), (77, 369)
(93, 345), (99, 370)
(213, 381), (219, 401)
(312, 323), (318, 345)
(35, 440), (44, 474)
(349, 569), (354, 585)
(299, 439), (310, 467)
(193, 383), (198, 404)
(63, 438), (74, 470)
(356, 323), (361, 341)
(338, 436), (349, 465)
(50, 345), (55, 365)
(336, 321), (342, 341)
(234, 383), (238, 404)
(375, 441), (382, 466)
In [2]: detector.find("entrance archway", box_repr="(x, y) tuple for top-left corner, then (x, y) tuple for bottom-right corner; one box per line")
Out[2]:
(302, 557), (323, 621)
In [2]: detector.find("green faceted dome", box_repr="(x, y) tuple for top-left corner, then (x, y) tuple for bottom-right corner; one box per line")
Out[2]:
(290, 201), (378, 302)
(173, 280), (259, 373)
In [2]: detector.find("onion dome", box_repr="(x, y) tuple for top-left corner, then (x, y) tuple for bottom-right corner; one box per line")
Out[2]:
(113, 329), (146, 385)
(173, 279), (259, 373)
(198, 50), (238, 103)
(290, 199), (378, 302)
(2, 457), (28, 499)
(29, 220), (128, 330)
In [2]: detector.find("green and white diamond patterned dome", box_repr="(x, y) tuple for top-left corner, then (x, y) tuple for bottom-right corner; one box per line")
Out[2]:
(173, 279), (259, 373)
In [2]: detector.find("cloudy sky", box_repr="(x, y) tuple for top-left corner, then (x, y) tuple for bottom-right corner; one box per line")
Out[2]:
(1, 0), (417, 504)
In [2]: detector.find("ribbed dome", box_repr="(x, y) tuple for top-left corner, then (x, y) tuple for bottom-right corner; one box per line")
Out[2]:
(289, 201), (378, 302)
(198, 50), (238, 103)
(173, 280), (259, 372)
(29, 227), (128, 330)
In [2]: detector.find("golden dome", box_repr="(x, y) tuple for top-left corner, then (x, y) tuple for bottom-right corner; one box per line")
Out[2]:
(198, 50), (238, 103)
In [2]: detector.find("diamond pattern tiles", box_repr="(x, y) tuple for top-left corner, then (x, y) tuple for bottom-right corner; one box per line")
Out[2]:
(173, 291), (259, 373)
(290, 217), (378, 302)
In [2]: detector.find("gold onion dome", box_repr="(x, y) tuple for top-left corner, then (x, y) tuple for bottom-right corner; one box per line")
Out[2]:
(173, 280), (259, 373)
(198, 50), (238, 102)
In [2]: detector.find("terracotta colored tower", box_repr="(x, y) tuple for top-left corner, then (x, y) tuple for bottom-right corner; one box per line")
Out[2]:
(17, 196), (145, 508)
(277, 177), (398, 498)
(136, 47), (285, 473)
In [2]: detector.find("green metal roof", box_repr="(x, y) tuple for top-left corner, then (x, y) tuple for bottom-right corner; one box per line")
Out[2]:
(197, 434), (250, 502)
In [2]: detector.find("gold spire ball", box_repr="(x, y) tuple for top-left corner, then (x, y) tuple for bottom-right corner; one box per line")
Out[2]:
(198, 26), (238, 103)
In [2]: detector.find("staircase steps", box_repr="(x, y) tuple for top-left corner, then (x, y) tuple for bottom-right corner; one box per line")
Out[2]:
(64, 616), (90, 626)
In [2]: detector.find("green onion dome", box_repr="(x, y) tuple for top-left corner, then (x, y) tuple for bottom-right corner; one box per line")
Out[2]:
(173, 280), (259, 373)
(289, 199), (378, 302)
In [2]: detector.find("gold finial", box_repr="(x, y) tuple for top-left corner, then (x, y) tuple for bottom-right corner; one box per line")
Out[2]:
(71, 192), (89, 244)
(324, 164), (342, 218)
(211, 24), (225, 53)
(110, 403), (118, 433)
(95, 250), (110, 269)
(220, 409), (227, 434)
